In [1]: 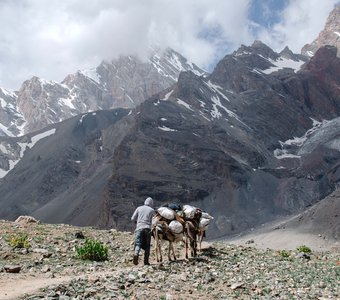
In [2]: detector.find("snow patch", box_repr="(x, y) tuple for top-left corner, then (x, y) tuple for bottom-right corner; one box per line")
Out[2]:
(0, 98), (6, 108)
(79, 114), (86, 123)
(0, 128), (56, 178)
(210, 96), (222, 119)
(177, 98), (194, 111)
(235, 51), (252, 56)
(18, 128), (56, 156)
(0, 144), (8, 154)
(0, 122), (14, 137)
(209, 95), (247, 128)
(273, 119), (330, 159)
(38, 78), (57, 87)
(162, 90), (173, 101)
(59, 96), (76, 110)
(158, 126), (177, 132)
(169, 53), (186, 72)
(274, 149), (301, 160)
(199, 111), (211, 122)
(126, 94), (134, 103)
(205, 80), (232, 100)
(262, 57), (305, 74)
(81, 68), (101, 84)
(334, 31), (340, 37)
(0, 87), (16, 98)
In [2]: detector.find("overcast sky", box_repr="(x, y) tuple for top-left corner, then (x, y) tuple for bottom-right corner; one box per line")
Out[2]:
(0, 0), (339, 90)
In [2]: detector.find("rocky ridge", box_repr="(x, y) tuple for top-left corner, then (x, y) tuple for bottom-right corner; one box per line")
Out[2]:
(0, 219), (339, 300)
(0, 47), (205, 135)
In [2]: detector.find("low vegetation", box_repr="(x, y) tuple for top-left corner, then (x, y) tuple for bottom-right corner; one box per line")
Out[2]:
(296, 244), (312, 254)
(0, 219), (339, 299)
(75, 238), (109, 261)
(8, 233), (31, 249)
(279, 249), (290, 258)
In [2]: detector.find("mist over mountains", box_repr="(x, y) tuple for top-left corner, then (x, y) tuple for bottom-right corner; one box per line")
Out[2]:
(0, 6), (339, 240)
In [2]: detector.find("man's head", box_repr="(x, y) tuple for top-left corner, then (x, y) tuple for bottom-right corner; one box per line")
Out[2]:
(144, 197), (154, 207)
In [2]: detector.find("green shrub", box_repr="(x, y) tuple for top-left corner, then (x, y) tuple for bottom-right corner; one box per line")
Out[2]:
(9, 234), (31, 249)
(75, 239), (108, 261)
(279, 250), (290, 258)
(296, 245), (312, 254)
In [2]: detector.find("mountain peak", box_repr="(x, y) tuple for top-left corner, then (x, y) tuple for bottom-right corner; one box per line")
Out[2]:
(301, 5), (340, 57)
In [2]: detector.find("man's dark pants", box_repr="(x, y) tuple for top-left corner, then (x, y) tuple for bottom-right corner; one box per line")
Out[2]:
(134, 228), (151, 264)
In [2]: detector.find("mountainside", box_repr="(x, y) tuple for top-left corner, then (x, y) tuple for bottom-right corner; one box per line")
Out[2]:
(0, 42), (339, 240)
(282, 187), (340, 240)
(0, 48), (205, 135)
(301, 5), (340, 57)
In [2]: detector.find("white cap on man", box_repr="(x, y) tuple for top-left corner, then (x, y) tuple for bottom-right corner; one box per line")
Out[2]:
(144, 197), (154, 207)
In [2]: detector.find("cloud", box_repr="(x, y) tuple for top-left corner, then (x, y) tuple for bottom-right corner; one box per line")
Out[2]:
(0, 0), (337, 90)
(0, 0), (253, 90)
(256, 0), (339, 52)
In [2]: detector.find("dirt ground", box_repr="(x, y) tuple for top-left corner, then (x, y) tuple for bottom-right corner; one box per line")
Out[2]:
(221, 217), (340, 252)
(0, 218), (338, 300)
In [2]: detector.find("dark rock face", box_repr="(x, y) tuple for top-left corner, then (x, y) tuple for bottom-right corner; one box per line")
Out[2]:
(0, 43), (339, 239)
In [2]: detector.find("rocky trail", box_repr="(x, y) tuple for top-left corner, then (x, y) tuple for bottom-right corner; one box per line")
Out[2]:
(0, 219), (339, 299)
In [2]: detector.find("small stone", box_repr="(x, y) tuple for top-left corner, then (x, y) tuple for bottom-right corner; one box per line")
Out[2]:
(46, 271), (55, 278)
(4, 265), (21, 273)
(33, 248), (48, 254)
(231, 282), (244, 290)
(1, 251), (13, 259)
(41, 265), (50, 273)
(128, 274), (136, 282)
(20, 248), (29, 254)
(296, 252), (311, 260)
(245, 239), (255, 244)
(75, 231), (85, 239)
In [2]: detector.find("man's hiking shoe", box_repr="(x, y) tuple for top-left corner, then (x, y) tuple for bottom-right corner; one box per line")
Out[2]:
(133, 255), (138, 265)
(144, 262), (150, 266)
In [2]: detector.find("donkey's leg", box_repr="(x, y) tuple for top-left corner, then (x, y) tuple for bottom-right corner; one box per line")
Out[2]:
(170, 241), (177, 261)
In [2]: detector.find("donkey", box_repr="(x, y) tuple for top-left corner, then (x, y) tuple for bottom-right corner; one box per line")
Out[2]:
(197, 228), (206, 252)
(151, 214), (184, 262)
(183, 208), (202, 259)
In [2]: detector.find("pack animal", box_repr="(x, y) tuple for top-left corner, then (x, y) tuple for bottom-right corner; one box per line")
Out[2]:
(183, 207), (202, 259)
(151, 214), (185, 262)
(197, 212), (214, 252)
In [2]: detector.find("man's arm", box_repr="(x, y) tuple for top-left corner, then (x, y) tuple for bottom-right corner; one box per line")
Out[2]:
(131, 208), (138, 222)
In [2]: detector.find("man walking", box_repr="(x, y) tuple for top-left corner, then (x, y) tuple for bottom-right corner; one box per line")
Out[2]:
(131, 197), (155, 265)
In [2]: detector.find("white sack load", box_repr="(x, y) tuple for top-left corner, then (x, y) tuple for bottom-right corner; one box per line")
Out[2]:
(199, 217), (211, 229)
(152, 214), (162, 227)
(157, 207), (176, 220)
(183, 204), (198, 219)
(202, 212), (214, 220)
(169, 220), (183, 234)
